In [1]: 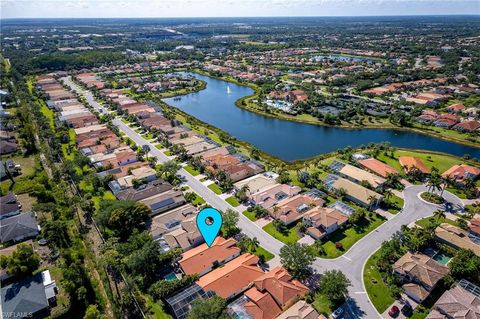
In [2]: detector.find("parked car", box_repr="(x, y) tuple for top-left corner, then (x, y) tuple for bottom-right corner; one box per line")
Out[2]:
(331, 307), (344, 319)
(388, 305), (399, 317)
(401, 303), (413, 316)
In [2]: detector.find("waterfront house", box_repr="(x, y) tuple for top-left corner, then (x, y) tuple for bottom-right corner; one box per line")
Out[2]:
(441, 164), (480, 186)
(453, 120), (480, 132)
(399, 156), (430, 175)
(358, 158), (398, 178)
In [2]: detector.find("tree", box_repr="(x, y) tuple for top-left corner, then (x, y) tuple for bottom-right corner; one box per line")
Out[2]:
(159, 160), (180, 181)
(433, 209), (446, 221)
(221, 209), (239, 237)
(349, 208), (367, 225)
(457, 218), (468, 230)
(279, 243), (315, 280)
(319, 270), (351, 303)
(108, 202), (151, 240)
(449, 249), (480, 283)
(84, 305), (102, 319)
(0, 243), (40, 279)
(187, 296), (230, 319)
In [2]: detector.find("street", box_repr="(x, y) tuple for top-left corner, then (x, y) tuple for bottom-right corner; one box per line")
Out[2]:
(63, 77), (467, 319)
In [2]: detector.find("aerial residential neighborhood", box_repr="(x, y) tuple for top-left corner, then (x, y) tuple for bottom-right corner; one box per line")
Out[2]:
(1, 2), (480, 319)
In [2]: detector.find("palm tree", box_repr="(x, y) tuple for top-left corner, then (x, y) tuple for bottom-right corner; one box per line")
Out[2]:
(368, 195), (378, 209)
(248, 237), (260, 252)
(433, 209), (446, 221)
(427, 172), (442, 195)
(440, 175), (455, 197)
(383, 189), (393, 201)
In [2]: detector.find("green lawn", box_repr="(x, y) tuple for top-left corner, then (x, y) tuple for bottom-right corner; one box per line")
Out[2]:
(376, 150), (464, 175)
(92, 191), (116, 211)
(191, 194), (206, 206)
(363, 249), (396, 313)
(184, 164), (200, 176)
(251, 246), (274, 262)
(145, 295), (172, 319)
(39, 101), (55, 129)
(225, 196), (240, 207)
(242, 210), (258, 221)
(208, 183), (223, 195)
(313, 293), (335, 317)
(316, 215), (385, 258)
(121, 118), (130, 124)
(446, 187), (467, 199)
(415, 216), (458, 228)
(143, 133), (155, 140)
(164, 150), (172, 156)
(262, 221), (300, 244)
(386, 194), (404, 214)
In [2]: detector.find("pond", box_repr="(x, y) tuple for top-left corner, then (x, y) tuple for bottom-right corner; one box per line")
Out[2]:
(163, 72), (480, 161)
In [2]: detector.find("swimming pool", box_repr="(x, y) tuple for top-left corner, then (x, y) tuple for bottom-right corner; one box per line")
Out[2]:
(433, 252), (452, 265)
(164, 272), (177, 281)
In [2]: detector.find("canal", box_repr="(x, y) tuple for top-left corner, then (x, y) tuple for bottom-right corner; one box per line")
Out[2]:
(163, 72), (480, 161)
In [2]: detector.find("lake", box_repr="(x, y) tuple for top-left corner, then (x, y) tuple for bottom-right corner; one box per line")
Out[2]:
(163, 72), (480, 161)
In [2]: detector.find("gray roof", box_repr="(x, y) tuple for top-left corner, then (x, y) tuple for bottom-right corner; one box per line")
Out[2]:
(1, 273), (49, 317)
(116, 179), (173, 201)
(0, 212), (39, 243)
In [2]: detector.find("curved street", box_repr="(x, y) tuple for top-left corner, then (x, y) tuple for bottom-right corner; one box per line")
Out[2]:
(63, 77), (469, 319)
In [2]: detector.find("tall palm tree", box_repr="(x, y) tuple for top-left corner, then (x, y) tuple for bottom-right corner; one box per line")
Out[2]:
(433, 209), (446, 221)
(248, 237), (260, 252)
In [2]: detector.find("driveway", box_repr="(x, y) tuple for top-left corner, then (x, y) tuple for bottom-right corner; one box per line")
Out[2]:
(64, 79), (465, 319)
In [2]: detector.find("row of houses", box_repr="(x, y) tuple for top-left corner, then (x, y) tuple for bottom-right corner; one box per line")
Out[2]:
(166, 237), (322, 319)
(418, 107), (480, 132)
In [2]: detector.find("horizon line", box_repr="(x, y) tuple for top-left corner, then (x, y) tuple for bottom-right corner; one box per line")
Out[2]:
(2, 14), (480, 20)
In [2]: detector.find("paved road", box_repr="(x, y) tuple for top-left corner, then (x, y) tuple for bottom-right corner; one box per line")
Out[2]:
(63, 77), (466, 318)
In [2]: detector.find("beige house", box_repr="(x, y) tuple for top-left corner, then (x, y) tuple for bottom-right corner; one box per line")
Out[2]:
(427, 279), (480, 319)
(393, 252), (450, 303)
(435, 223), (480, 256)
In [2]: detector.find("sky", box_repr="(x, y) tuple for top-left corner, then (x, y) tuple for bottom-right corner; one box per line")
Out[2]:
(1, 0), (479, 19)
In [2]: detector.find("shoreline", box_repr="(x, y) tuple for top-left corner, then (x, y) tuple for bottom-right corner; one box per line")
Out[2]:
(189, 68), (479, 149)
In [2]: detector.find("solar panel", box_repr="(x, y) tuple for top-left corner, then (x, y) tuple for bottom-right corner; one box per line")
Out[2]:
(151, 198), (175, 211)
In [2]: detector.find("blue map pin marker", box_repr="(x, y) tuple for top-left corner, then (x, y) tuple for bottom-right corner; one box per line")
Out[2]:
(196, 207), (223, 247)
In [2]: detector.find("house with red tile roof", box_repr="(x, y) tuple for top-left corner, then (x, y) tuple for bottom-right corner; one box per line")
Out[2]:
(453, 120), (480, 132)
(446, 103), (465, 113)
(244, 266), (309, 319)
(178, 237), (241, 276)
(469, 217), (480, 237)
(358, 158), (398, 178)
(399, 156), (430, 174)
(442, 164), (480, 185)
(196, 253), (264, 299)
